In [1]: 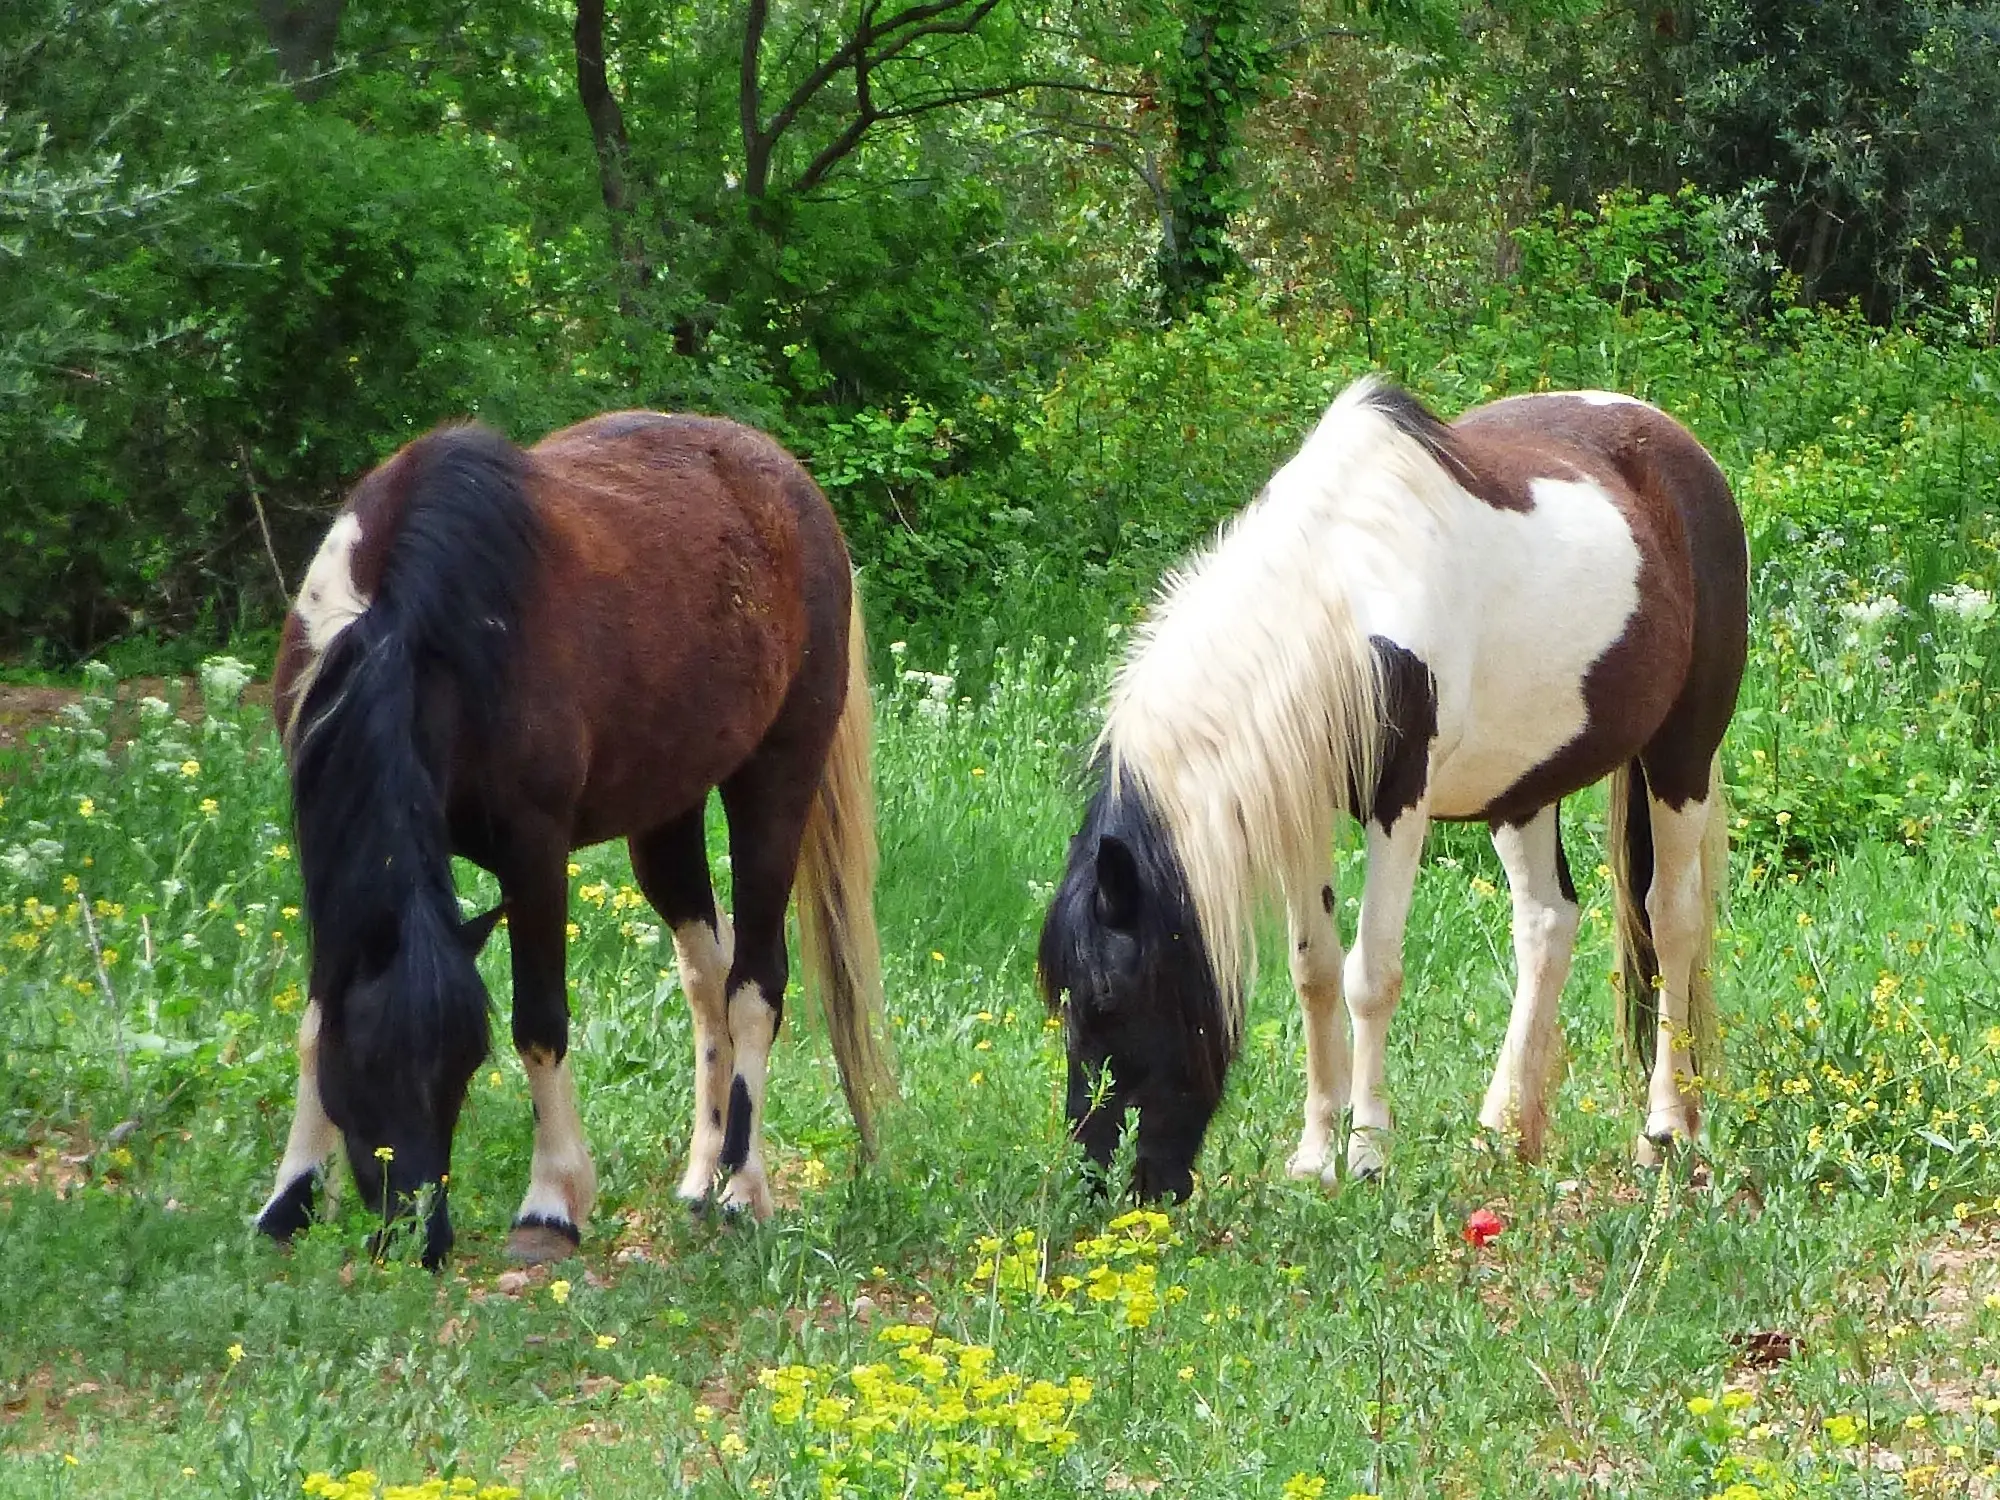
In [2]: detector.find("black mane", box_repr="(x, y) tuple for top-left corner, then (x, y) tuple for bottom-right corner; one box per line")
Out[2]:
(292, 424), (541, 1077)
(1360, 381), (1482, 492)
(1037, 763), (1234, 1098)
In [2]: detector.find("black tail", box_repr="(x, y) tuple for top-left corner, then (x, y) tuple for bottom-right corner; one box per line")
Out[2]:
(1608, 757), (1661, 1072)
(291, 426), (541, 1077)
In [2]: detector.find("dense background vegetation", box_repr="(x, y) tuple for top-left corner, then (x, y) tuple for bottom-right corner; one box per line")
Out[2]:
(3, 0), (1996, 666)
(5, 4), (2000, 1496)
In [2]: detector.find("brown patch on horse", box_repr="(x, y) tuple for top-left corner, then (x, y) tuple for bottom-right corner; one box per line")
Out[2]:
(1440, 394), (1747, 821)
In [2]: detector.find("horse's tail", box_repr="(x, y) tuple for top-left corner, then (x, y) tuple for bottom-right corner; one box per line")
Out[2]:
(289, 426), (540, 1075)
(1608, 754), (1725, 1077)
(794, 576), (897, 1159)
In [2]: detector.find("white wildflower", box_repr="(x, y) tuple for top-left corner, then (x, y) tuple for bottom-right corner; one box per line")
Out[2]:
(1929, 583), (1994, 622)
(198, 655), (256, 710)
(1837, 595), (1902, 626)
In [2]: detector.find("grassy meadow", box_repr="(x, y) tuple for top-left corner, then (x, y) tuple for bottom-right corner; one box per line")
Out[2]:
(4, 541), (2000, 1500)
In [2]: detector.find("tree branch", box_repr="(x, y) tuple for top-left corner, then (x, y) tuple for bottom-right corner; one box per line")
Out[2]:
(748, 0), (1013, 200)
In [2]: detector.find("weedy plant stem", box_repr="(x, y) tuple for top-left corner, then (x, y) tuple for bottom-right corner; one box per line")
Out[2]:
(78, 887), (128, 1089)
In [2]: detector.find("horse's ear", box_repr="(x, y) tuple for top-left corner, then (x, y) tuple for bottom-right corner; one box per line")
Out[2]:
(459, 903), (506, 953)
(1094, 835), (1141, 931)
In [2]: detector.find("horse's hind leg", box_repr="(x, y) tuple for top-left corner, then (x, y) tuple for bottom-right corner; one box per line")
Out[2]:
(1637, 776), (1719, 1149)
(1479, 802), (1581, 1160)
(502, 841), (597, 1262)
(711, 751), (823, 1219)
(629, 810), (736, 1208)
(256, 999), (340, 1240)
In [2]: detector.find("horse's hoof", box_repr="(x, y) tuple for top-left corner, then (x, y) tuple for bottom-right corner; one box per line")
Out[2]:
(255, 1173), (318, 1243)
(506, 1215), (581, 1264)
(719, 1169), (774, 1221)
(1285, 1147), (1330, 1183)
(1633, 1127), (1691, 1169)
(1347, 1130), (1389, 1181)
(1640, 1107), (1697, 1164)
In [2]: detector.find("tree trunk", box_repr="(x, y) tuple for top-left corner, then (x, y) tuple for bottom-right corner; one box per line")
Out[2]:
(1157, 0), (1270, 321)
(258, 0), (346, 101)
(575, 0), (633, 218)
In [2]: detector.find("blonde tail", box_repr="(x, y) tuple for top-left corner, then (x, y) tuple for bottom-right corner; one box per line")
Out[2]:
(1608, 754), (1726, 1079)
(795, 578), (897, 1158)
(1687, 754), (1727, 1074)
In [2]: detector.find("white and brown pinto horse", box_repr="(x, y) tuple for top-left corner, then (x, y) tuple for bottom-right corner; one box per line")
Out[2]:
(1039, 379), (1747, 1196)
(256, 412), (895, 1266)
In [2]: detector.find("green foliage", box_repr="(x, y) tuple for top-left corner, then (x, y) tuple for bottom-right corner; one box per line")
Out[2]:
(1157, 0), (1275, 319)
(1496, 0), (2000, 319)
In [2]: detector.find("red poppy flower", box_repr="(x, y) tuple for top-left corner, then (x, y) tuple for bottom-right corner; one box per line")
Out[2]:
(1463, 1208), (1505, 1248)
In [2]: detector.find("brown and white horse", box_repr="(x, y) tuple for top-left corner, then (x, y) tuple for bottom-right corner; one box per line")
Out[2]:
(256, 412), (895, 1266)
(1039, 379), (1747, 1197)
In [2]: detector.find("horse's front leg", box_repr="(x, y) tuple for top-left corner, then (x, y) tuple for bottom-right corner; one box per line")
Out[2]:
(1284, 873), (1348, 1189)
(503, 849), (597, 1263)
(1345, 800), (1430, 1179)
(255, 998), (341, 1240)
(1479, 802), (1581, 1160)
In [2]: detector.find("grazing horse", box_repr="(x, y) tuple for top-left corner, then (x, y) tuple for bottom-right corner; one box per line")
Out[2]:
(255, 411), (895, 1267)
(1039, 379), (1747, 1198)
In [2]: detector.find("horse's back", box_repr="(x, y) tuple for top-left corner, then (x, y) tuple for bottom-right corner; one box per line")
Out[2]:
(1338, 390), (1745, 820)
(1454, 393), (1747, 610)
(501, 412), (853, 839)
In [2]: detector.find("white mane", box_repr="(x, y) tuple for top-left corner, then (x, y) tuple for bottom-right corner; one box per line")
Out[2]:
(1100, 377), (1461, 1027)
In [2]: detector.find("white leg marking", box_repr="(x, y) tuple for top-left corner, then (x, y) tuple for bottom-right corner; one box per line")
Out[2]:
(673, 915), (734, 1203)
(295, 512), (370, 650)
(1284, 875), (1348, 1188)
(1345, 806), (1429, 1177)
(260, 1000), (340, 1219)
(720, 981), (778, 1219)
(516, 1047), (597, 1229)
(1643, 794), (1711, 1144)
(1479, 807), (1581, 1160)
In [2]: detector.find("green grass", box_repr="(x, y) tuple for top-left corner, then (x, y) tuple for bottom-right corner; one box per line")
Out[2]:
(3, 597), (2000, 1499)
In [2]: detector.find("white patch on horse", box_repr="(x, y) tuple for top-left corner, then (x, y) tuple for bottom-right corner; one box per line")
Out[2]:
(261, 999), (341, 1218)
(1342, 804), (1427, 1178)
(1283, 872), (1348, 1186)
(1575, 390), (1654, 407)
(1640, 790), (1716, 1145)
(516, 1047), (596, 1229)
(672, 914), (734, 1204)
(1416, 476), (1643, 818)
(1099, 380), (1398, 1026)
(296, 512), (370, 652)
(1478, 806), (1581, 1159)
